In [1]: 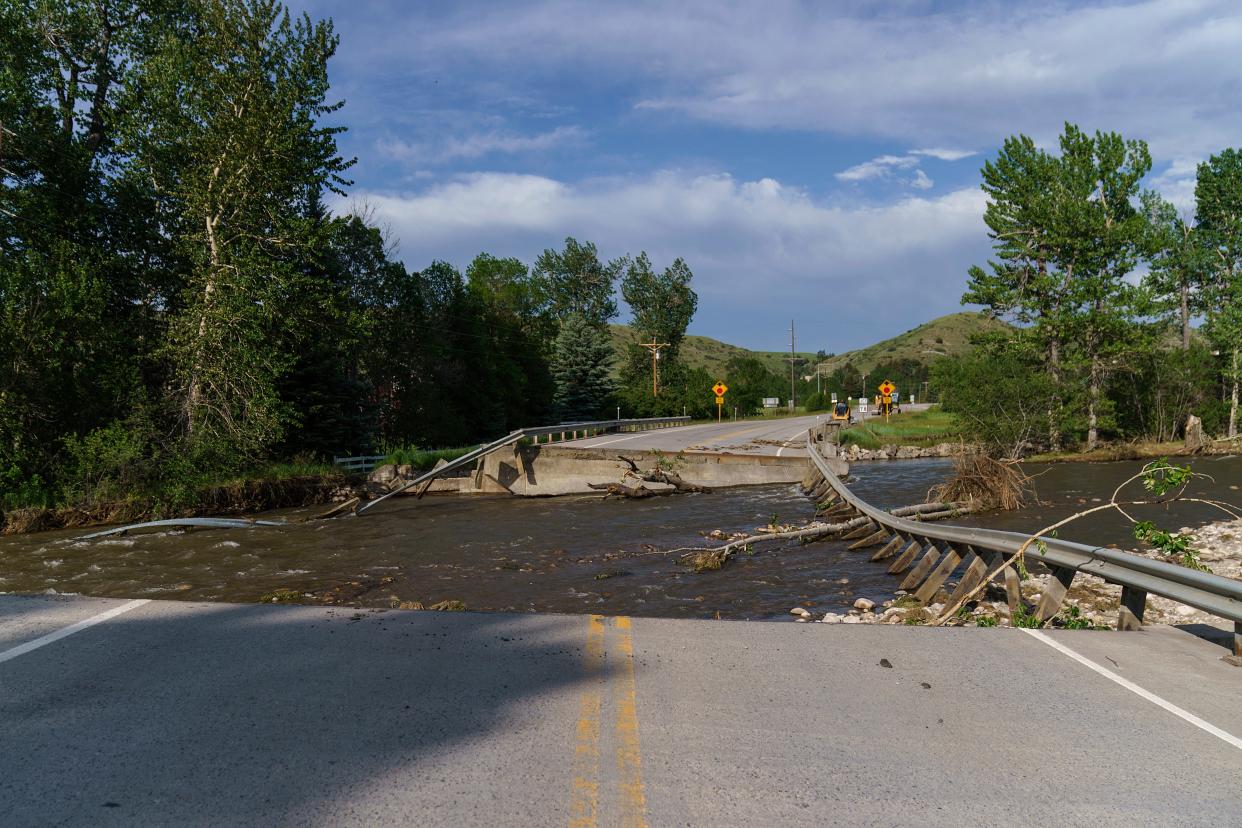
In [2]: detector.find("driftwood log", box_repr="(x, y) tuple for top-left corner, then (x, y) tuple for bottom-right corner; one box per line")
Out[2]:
(589, 456), (712, 498)
(617, 456), (712, 493)
(587, 482), (676, 499)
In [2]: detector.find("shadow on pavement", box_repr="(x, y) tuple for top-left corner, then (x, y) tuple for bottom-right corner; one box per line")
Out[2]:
(0, 602), (605, 824)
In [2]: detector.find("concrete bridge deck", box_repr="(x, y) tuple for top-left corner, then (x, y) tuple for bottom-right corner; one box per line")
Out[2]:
(2, 594), (1239, 825)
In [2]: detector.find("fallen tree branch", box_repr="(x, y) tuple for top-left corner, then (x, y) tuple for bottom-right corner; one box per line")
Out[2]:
(587, 481), (676, 499)
(616, 455), (712, 493)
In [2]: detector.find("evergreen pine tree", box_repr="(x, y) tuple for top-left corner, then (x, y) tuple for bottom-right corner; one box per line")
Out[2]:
(552, 314), (615, 422)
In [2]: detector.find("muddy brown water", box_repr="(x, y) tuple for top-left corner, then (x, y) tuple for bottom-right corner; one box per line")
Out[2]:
(2, 455), (1238, 620)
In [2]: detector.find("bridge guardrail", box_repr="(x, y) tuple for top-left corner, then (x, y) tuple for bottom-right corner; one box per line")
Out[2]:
(332, 454), (389, 473)
(356, 416), (690, 515)
(805, 431), (1242, 653)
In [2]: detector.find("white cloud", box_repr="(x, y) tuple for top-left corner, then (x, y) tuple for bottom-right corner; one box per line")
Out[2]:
(910, 170), (934, 190)
(911, 148), (977, 162)
(332, 170), (989, 349)
(1148, 157), (1203, 214)
(353, 0), (1242, 161)
(835, 154), (919, 182)
(378, 125), (586, 165)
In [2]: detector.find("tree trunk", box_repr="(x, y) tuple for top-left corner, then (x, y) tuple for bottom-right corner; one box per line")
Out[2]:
(1231, 349), (1239, 439)
(1047, 337), (1062, 452)
(186, 210), (222, 437)
(1087, 351), (1102, 450)
(1180, 283), (1191, 351)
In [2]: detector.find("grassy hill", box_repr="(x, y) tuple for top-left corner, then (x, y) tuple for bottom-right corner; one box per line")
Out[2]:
(814, 312), (1010, 376)
(610, 311), (1007, 380)
(608, 325), (814, 380)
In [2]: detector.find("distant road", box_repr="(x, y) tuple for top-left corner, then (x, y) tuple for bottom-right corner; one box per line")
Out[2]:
(567, 413), (826, 457)
(2, 595), (1239, 825)
(565, 403), (934, 457)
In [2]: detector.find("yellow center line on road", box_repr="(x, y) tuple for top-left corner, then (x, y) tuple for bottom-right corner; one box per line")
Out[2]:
(569, 614), (606, 828)
(613, 617), (649, 828)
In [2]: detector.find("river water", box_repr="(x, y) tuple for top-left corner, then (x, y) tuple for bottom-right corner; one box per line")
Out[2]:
(2, 455), (1238, 620)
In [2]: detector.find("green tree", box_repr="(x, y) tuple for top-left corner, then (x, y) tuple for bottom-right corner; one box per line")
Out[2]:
(0, 0), (162, 491)
(965, 124), (1152, 450)
(933, 344), (1056, 459)
(964, 133), (1071, 449)
(619, 252), (698, 401)
(552, 313), (614, 421)
(122, 0), (353, 458)
(534, 237), (624, 325)
(725, 356), (782, 416)
(1056, 125), (1151, 449)
(1195, 148), (1242, 438)
(1142, 191), (1208, 351)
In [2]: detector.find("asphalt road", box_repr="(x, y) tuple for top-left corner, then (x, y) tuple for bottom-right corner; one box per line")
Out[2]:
(566, 413), (828, 458)
(566, 405), (932, 458)
(2, 594), (1240, 825)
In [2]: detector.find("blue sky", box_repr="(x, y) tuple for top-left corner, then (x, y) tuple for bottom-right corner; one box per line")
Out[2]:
(294, 0), (1242, 352)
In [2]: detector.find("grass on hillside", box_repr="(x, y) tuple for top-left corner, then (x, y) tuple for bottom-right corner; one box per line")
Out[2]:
(816, 312), (1009, 376)
(609, 324), (815, 379)
(610, 312), (1007, 383)
(837, 408), (959, 449)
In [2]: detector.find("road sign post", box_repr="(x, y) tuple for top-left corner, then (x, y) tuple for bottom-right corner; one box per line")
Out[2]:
(878, 380), (895, 422)
(712, 381), (728, 423)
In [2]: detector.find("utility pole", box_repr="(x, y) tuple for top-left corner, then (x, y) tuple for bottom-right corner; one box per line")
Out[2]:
(639, 340), (670, 397)
(785, 319), (797, 411)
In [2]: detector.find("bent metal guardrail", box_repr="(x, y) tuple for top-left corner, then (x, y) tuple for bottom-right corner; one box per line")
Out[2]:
(356, 416), (691, 515)
(804, 432), (1242, 654)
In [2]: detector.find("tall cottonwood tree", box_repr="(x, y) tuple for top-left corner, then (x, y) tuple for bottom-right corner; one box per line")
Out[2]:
(123, 0), (352, 456)
(534, 237), (624, 326)
(618, 252), (698, 404)
(964, 133), (1073, 450)
(1142, 191), (1208, 351)
(1057, 126), (1151, 449)
(964, 124), (1152, 450)
(1195, 148), (1242, 438)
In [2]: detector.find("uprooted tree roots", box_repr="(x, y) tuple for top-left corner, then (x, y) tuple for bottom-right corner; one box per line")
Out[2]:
(927, 452), (1035, 511)
(588, 455), (712, 499)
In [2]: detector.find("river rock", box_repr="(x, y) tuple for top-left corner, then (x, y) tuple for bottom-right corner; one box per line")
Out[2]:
(853, 598), (876, 611)
(842, 615), (861, 624)
(790, 606), (812, 618)
(819, 613), (844, 624)
(368, 464), (398, 485)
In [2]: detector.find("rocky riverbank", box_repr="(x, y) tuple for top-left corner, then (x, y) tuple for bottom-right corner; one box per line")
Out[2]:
(0, 473), (352, 535)
(839, 442), (966, 462)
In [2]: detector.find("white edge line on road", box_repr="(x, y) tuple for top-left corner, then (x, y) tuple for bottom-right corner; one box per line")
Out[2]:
(776, 424), (814, 457)
(0, 599), (150, 665)
(570, 421), (721, 449)
(577, 431), (649, 448)
(1021, 628), (1242, 751)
